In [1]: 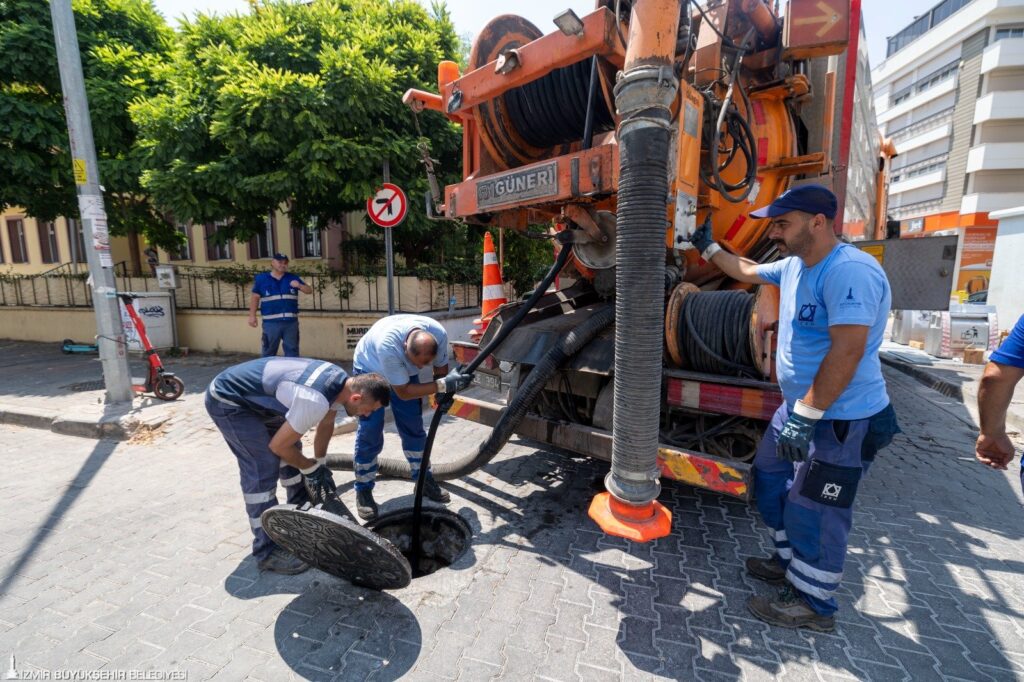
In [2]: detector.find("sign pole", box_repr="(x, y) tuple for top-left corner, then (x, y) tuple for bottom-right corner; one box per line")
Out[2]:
(383, 160), (395, 315)
(49, 0), (133, 403)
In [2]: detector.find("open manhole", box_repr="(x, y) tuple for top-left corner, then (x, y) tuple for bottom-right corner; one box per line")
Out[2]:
(367, 508), (472, 578)
(262, 504), (471, 590)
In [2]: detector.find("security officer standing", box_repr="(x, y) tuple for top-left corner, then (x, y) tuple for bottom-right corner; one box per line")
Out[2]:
(206, 357), (390, 574)
(688, 184), (899, 631)
(351, 314), (473, 520)
(248, 253), (313, 357)
(975, 313), (1024, 491)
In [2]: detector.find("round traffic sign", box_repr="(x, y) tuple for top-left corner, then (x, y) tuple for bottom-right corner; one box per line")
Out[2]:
(367, 182), (408, 228)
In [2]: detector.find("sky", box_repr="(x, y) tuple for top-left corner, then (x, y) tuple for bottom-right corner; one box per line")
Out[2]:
(150, 0), (939, 72)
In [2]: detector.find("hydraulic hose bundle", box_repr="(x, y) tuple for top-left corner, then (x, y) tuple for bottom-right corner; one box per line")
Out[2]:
(503, 58), (615, 149)
(677, 290), (760, 378)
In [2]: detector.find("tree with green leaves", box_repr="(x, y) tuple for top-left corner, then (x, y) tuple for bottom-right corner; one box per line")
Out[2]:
(0, 0), (177, 248)
(132, 0), (464, 266)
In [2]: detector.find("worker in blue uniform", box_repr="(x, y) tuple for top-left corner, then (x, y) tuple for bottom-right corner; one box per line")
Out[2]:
(206, 357), (390, 574)
(975, 314), (1024, 492)
(248, 253), (313, 357)
(688, 184), (900, 631)
(351, 314), (473, 520)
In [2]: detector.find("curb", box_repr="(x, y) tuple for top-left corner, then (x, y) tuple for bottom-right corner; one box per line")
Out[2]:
(880, 355), (963, 401)
(0, 402), (166, 441)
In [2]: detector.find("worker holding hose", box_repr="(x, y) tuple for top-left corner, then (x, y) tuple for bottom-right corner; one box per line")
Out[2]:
(686, 184), (900, 631)
(206, 358), (391, 574)
(351, 314), (473, 520)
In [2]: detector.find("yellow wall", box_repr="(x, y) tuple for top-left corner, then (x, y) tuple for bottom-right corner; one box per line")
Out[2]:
(0, 306), (385, 362)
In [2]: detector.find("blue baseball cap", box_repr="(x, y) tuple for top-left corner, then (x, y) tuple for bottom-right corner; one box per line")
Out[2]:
(272, 252), (289, 261)
(750, 184), (838, 219)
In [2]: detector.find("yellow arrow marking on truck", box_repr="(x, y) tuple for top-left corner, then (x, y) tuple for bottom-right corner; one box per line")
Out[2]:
(794, 1), (841, 38)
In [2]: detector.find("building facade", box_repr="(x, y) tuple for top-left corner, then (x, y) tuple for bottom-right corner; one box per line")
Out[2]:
(0, 207), (369, 276)
(872, 0), (1024, 234)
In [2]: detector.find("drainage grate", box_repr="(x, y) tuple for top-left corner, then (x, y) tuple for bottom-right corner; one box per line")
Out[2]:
(62, 380), (106, 392)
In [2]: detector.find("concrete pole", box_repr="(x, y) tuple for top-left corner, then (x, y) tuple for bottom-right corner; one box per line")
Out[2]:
(49, 0), (133, 403)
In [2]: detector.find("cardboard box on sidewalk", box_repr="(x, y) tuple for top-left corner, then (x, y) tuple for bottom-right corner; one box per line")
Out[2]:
(963, 347), (985, 365)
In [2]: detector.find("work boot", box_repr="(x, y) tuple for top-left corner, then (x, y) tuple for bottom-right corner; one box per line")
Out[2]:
(746, 556), (787, 584)
(747, 584), (835, 632)
(257, 547), (309, 575)
(421, 474), (450, 503)
(356, 488), (379, 521)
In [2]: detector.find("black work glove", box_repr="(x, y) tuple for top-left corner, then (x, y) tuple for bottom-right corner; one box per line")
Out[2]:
(686, 217), (716, 255)
(301, 460), (338, 506)
(436, 368), (473, 394)
(776, 402), (822, 463)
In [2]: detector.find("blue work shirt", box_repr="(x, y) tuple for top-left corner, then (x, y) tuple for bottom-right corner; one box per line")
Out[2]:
(353, 315), (449, 386)
(252, 272), (306, 323)
(990, 315), (1024, 368)
(757, 243), (891, 420)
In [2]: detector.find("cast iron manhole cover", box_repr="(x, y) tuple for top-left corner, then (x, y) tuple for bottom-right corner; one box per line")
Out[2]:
(262, 504), (412, 590)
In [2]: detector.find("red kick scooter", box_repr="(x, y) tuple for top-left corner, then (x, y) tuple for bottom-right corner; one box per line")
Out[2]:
(119, 293), (185, 401)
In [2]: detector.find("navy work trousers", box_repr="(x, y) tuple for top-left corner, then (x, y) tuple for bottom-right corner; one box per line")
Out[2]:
(261, 320), (299, 357)
(205, 393), (308, 559)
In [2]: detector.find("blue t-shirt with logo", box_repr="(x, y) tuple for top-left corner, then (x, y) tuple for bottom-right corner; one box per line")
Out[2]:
(990, 314), (1024, 368)
(252, 272), (306, 323)
(756, 243), (891, 420)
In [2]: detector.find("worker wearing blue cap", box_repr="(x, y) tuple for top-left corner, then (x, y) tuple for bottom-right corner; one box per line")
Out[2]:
(249, 253), (313, 357)
(686, 183), (901, 631)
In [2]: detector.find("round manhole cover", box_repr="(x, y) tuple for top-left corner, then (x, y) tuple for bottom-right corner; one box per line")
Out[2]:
(261, 505), (412, 590)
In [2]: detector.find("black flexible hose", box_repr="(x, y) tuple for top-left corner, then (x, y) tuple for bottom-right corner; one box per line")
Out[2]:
(678, 290), (759, 378)
(325, 305), (615, 480)
(326, 242), (576, 480)
(503, 58), (614, 149)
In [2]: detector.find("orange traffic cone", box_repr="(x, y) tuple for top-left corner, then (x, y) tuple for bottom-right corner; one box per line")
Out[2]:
(470, 232), (507, 342)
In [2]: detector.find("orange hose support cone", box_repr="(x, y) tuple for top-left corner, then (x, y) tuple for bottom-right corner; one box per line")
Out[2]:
(469, 232), (508, 343)
(588, 492), (672, 542)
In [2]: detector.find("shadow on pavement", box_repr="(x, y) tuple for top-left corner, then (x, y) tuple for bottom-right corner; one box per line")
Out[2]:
(223, 558), (422, 681)
(0, 434), (118, 599)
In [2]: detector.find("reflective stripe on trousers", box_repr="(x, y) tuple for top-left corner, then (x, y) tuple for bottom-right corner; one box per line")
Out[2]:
(205, 394), (308, 559)
(353, 374), (429, 491)
(753, 402), (873, 616)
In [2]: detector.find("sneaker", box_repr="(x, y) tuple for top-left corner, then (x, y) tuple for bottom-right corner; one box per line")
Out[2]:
(422, 475), (450, 503)
(746, 556), (787, 584)
(746, 584), (835, 632)
(356, 488), (379, 521)
(257, 548), (309, 575)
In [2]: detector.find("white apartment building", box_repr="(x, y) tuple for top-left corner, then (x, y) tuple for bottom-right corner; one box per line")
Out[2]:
(871, 0), (1024, 226)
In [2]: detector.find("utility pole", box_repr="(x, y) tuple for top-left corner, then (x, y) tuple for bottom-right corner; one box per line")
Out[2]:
(49, 0), (133, 403)
(382, 159), (396, 316)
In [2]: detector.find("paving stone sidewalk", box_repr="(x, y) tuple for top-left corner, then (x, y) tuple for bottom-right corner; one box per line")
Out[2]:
(1, 356), (1023, 680)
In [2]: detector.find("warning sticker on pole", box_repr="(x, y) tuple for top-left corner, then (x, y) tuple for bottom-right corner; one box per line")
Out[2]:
(366, 183), (408, 228)
(73, 158), (88, 185)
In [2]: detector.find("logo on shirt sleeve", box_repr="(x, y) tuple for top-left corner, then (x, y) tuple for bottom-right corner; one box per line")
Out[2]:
(840, 286), (863, 310)
(798, 304), (817, 322)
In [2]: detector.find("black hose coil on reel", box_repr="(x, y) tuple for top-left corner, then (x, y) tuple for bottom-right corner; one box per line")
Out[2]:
(503, 58), (616, 149)
(677, 290), (760, 378)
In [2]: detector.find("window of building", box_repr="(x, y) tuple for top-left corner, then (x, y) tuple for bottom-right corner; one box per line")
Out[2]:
(887, 0), (974, 57)
(248, 213), (276, 259)
(38, 221), (59, 263)
(67, 219), (87, 263)
(6, 219), (28, 263)
(172, 223), (192, 261)
(995, 27), (1024, 41)
(294, 216), (323, 259)
(204, 220), (233, 261)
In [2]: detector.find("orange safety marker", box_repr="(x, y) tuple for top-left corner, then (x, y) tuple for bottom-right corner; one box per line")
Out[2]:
(588, 492), (672, 542)
(469, 232), (508, 342)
